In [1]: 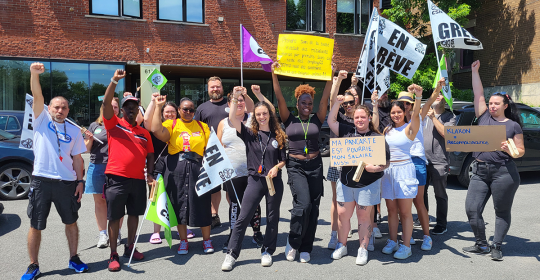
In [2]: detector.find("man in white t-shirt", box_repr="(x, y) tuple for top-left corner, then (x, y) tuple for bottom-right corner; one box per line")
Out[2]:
(22, 63), (89, 280)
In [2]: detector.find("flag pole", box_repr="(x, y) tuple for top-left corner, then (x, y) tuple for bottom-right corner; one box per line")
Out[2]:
(434, 42), (442, 85)
(360, 44), (368, 105)
(373, 10), (379, 104)
(127, 202), (150, 267)
(240, 24), (244, 87)
(230, 180), (241, 209)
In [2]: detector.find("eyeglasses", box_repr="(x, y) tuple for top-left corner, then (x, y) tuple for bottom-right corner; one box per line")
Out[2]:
(181, 108), (195, 113)
(342, 101), (355, 106)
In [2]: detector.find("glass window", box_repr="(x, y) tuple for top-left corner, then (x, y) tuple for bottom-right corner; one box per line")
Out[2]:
(520, 108), (540, 129)
(51, 62), (90, 126)
(123, 0), (141, 17)
(0, 116), (6, 130)
(0, 60), (51, 111)
(181, 78), (205, 107)
(89, 64), (125, 123)
(6, 116), (21, 131)
(90, 0), (141, 18)
(160, 80), (177, 103)
(287, 0), (325, 32)
(158, 0), (204, 23)
(336, 0), (371, 34)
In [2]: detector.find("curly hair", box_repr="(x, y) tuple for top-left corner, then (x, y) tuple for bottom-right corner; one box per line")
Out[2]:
(250, 101), (287, 149)
(294, 84), (316, 100)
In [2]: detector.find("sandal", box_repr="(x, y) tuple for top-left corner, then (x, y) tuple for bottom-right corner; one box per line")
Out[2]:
(187, 229), (195, 239)
(150, 232), (162, 244)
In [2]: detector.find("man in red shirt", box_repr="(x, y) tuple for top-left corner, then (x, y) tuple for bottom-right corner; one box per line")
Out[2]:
(102, 69), (155, 272)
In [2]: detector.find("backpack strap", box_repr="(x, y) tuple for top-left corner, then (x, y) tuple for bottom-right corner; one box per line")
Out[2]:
(196, 120), (207, 151)
(172, 119), (177, 130)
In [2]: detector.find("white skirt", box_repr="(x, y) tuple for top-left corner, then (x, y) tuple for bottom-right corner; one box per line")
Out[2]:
(381, 160), (419, 200)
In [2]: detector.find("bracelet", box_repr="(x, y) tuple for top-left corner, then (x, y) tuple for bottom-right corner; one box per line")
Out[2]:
(110, 78), (118, 85)
(415, 96), (422, 100)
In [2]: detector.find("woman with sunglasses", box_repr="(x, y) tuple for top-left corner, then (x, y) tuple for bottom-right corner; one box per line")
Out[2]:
(150, 96), (213, 255)
(380, 84), (422, 260)
(217, 87), (266, 251)
(271, 62), (331, 263)
(463, 60), (524, 261)
(221, 86), (286, 270)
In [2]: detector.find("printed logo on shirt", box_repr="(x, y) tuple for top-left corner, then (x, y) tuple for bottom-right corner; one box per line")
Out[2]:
(225, 107), (230, 113)
(47, 122), (72, 143)
(192, 132), (201, 137)
(272, 139), (278, 149)
(94, 128), (103, 134)
(180, 132), (191, 152)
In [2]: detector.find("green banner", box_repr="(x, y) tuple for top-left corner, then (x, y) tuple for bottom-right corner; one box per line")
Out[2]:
(147, 68), (168, 91)
(433, 54), (453, 110)
(145, 175), (178, 248)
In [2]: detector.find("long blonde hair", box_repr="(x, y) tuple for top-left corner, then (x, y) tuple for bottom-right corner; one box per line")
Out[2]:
(96, 97), (120, 125)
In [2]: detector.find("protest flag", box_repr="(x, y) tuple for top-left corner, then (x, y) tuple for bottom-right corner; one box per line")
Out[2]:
(145, 174), (178, 248)
(241, 25), (273, 72)
(146, 68), (168, 90)
(433, 54), (453, 110)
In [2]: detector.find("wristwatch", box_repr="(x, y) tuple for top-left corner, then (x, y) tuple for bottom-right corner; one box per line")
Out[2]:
(77, 180), (85, 185)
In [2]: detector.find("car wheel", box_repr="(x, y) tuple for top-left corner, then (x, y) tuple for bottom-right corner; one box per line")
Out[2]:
(457, 156), (474, 187)
(319, 131), (330, 157)
(0, 162), (33, 200)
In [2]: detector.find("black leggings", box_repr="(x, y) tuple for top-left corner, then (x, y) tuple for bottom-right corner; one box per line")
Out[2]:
(224, 177), (261, 235)
(465, 160), (520, 246)
(228, 175), (284, 259)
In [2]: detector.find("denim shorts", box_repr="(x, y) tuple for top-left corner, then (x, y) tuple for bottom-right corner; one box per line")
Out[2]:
(336, 179), (381, 206)
(85, 163), (107, 194)
(411, 156), (427, 186)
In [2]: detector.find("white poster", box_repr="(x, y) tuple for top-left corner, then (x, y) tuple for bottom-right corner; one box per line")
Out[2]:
(195, 129), (237, 196)
(19, 94), (35, 150)
(428, 0), (483, 50)
(376, 18), (427, 79)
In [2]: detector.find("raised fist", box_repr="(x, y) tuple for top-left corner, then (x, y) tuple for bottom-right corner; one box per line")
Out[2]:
(30, 63), (45, 75)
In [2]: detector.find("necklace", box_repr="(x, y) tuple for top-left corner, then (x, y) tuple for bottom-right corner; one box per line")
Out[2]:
(52, 121), (67, 162)
(299, 115), (311, 155)
(257, 131), (272, 174)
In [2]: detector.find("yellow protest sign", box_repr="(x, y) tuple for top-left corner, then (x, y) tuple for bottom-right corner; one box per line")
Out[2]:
(275, 34), (334, 81)
(330, 136), (387, 167)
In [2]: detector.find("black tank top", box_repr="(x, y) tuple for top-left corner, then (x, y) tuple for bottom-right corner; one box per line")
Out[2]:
(284, 113), (323, 155)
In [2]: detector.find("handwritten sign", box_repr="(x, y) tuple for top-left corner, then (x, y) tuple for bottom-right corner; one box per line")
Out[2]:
(330, 136), (386, 167)
(444, 126), (506, 152)
(275, 34), (334, 81)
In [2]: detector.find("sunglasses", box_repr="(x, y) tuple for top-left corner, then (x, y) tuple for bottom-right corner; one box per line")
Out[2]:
(342, 101), (355, 106)
(181, 108), (195, 113)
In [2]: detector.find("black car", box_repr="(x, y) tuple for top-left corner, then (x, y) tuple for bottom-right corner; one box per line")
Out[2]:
(0, 129), (34, 200)
(0, 110), (25, 136)
(448, 102), (540, 187)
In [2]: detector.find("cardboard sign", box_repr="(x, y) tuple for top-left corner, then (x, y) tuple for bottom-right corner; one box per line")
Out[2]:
(445, 126), (506, 152)
(330, 136), (386, 167)
(275, 34), (334, 81)
(377, 18), (427, 79)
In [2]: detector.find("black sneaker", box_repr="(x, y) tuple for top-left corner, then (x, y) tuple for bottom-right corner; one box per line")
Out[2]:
(491, 244), (503, 261)
(413, 219), (422, 228)
(462, 244), (491, 254)
(432, 225), (447, 235)
(211, 215), (222, 229)
(252, 231), (264, 248)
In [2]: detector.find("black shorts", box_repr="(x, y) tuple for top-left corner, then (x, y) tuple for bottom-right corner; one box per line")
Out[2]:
(27, 176), (80, 230)
(105, 174), (147, 221)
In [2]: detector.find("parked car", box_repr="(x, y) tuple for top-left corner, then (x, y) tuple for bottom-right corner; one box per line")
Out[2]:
(0, 110), (25, 136)
(0, 129), (34, 200)
(448, 102), (540, 187)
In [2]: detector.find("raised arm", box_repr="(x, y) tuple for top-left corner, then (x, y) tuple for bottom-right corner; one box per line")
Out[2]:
(242, 87), (255, 113)
(251, 85), (274, 112)
(271, 62), (290, 122)
(229, 87), (244, 133)
(316, 79), (332, 123)
(330, 70), (347, 107)
(471, 60), (487, 118)
(427, 108), (446, 137)
(143, 93), (160, 129)
(103, 70), (125, 120)
(421, 78), (445, 119)
(30, 63), (45, 118)
(406, 84), (423, 141)
(150, 95), (171, 142)
(328, 95), (345, 136)
(371, 90), (380, 130)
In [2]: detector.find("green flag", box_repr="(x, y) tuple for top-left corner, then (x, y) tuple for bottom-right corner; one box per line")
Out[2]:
(145, 174), (178, 248)
(147, 69), (168, 90)
(433, 54), (453, 110)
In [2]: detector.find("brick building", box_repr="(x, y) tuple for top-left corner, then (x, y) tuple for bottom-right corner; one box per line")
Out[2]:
(0, 0), (381, 125)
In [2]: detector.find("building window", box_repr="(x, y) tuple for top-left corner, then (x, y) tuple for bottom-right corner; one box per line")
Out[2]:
(336, 0), (371, 34)
(90, 0), (142, 18)
(157, 0), (204, 23)
(286, 0), (325, 32)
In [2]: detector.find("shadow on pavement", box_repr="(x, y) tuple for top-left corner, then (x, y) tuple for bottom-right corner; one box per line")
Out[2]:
(0, 213), (21, 237)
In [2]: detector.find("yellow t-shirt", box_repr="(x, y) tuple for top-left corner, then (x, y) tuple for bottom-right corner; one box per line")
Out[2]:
(163, 119), (210, 156)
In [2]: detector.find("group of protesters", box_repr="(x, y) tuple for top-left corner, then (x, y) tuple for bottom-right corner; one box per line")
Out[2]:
(21, 59), (525, 278)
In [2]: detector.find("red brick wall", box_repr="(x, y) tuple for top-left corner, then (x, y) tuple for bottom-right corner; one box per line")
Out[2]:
(453, 0), (540, 89)
(0, 0), (380, 73)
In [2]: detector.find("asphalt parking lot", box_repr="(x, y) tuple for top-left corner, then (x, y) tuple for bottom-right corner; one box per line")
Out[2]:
(1, 156), (539, 279)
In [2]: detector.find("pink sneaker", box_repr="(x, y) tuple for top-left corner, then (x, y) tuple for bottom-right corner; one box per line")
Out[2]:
(177, 239), (188, 255)
(203, 239), (214, 254)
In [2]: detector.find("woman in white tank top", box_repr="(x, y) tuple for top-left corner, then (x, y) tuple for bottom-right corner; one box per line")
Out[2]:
(380, 84), (423, 260)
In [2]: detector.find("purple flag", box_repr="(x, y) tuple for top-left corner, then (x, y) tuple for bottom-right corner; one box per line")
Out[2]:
(242, 26), (273, 72)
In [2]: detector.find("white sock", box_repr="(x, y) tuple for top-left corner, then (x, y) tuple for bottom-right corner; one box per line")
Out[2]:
(100, 230), (107, 235)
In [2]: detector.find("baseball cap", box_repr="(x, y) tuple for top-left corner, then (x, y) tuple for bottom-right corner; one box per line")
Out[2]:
(396, 91), (415, 104)
(121, 95), (139, 108)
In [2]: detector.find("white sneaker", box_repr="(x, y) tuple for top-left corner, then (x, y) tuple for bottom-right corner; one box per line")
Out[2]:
(331, 243), (348, 260)
(348, 229), (353, 238)
(394, 244), (412, 259)
(299, 252), (310, 263)
(373, 227), (382, 239)
(382, 240), (399, 254)
(356, 247), (368, 265)
(285, 237), (297, 261)
(261, 251), (273, 267)
(97, 232), (109, 248)
(221, 254), (236, 271)
(327, 231), (338, 249)
(421, 235), (432, 251)
(410, 236), (416, 245)
(367, 233), (374, 251)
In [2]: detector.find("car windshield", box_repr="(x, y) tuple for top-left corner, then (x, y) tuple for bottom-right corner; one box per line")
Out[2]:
(0, 129), (17, 140)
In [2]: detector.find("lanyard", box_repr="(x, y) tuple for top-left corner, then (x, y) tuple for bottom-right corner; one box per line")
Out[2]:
(257, 131), (272, 174)
(299, 116), (311, 155)
(52, 121), (67, 162)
